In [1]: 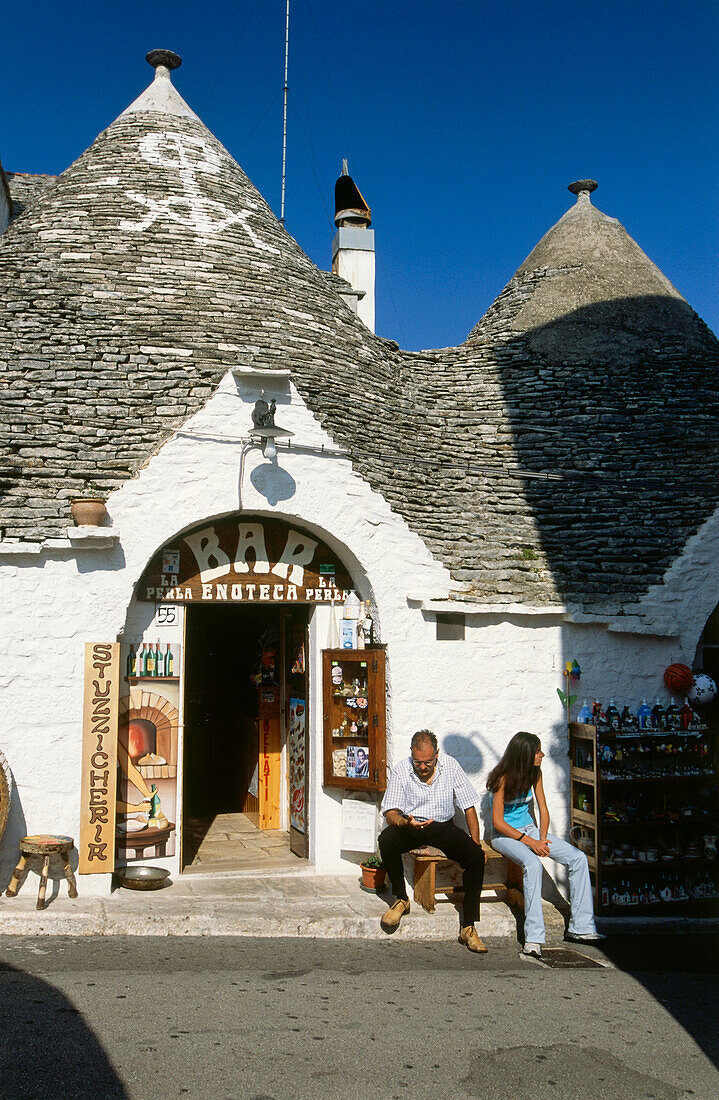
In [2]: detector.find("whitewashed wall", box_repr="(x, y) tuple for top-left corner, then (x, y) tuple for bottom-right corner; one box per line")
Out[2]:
(1, 369), (719, 901)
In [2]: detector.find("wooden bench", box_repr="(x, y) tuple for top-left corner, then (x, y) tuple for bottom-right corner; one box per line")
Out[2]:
(410, 841), (524, 914)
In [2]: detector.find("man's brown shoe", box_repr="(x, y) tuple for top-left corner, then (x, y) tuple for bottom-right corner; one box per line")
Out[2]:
(459, 925), (488, 953)
(380, 897), (410, 932)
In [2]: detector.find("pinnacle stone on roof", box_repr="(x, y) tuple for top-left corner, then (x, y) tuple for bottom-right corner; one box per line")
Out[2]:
(120, 49), (198, 121)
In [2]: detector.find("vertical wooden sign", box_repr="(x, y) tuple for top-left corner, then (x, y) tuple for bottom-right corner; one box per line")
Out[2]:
(79, 642), (120, 874)
(258, 688), (281, 830)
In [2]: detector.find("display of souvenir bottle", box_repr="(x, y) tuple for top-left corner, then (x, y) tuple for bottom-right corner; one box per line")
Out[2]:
(145, 642), (155, 676)
(605, 699), (621, 732)
(126, 645), (137, 678)
(164, 643), (174, 677)
(355, 602), (366, 649)
(137, 643), (147, 676)
(637, 698), (653, 731)
(666, 698), (682, 732)
(620, 705), (635, 733)
(361, 610), (374, 647)
(651, 698), (667, 733)
(591, 699), (602, 727)
(577, 699), (592, 725)
(680, 697), (693, 731)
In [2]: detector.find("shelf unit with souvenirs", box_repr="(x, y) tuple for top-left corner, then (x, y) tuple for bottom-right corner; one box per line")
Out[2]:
(569, 721), (719, 914)
(322, 649), (387, 792)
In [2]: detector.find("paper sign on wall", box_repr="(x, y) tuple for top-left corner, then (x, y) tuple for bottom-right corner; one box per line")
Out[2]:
(341, 798), (377, 853)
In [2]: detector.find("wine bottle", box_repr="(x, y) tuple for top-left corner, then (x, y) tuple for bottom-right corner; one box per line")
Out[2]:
(126, 645), (136, 678)
(146, 643), (155, 676)
(164, 643), (174, 677)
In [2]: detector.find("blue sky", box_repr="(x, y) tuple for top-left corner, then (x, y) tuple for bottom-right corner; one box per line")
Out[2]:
(2, 1), (717, 350)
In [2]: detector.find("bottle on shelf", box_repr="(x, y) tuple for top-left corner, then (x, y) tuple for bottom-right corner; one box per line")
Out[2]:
(126, 645), (137, 678)
(163, 643), (174, 677)
(145, 642), (155, 677)
(577, 699), (592, 725)
(637, 698), (653, 731)
(666, 698), (682, 732)
(606, 699), (621, 733)
(137, 643), (146, 676)
(651, 698), (667, 733)
(680, 697), (694, 731)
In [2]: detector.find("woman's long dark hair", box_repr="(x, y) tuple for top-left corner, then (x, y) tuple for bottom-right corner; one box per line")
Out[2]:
(486, 732), (541, 801)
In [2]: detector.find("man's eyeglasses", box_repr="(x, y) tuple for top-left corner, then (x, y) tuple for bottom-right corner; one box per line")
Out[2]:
(411, 754), (437, 771)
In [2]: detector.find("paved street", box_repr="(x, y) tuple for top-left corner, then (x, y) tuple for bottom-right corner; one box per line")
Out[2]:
(0, 935), (716, 1100)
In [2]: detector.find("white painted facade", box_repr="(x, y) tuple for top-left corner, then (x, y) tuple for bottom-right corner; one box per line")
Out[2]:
(1, 367), (719, 901)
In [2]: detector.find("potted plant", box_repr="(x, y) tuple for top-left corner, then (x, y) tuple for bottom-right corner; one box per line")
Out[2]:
(360, 854), (386, 891)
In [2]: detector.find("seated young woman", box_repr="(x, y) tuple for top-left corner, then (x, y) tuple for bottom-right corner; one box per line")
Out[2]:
(487, 731), (603, 958)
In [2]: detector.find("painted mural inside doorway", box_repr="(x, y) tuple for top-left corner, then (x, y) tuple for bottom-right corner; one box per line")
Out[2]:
(138, 515), (356, 604)
(116, 643), (182, 863)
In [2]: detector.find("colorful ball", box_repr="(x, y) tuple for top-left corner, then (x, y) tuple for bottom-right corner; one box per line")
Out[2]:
(663, 663), (694, 693)
(688, 673), (717, 705)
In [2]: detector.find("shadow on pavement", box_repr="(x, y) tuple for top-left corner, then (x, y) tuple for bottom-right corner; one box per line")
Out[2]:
(597, 932), (719, 1070)
(0, 960), (127, 1098)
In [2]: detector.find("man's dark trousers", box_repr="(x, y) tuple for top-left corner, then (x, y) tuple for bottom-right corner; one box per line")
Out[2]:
(378, 821), (486, 924)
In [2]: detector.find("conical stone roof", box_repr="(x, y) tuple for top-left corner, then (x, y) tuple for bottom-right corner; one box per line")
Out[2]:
(1, 65), (718, 612)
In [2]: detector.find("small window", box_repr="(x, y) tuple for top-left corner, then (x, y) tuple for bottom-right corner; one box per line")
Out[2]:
(435, 613), (465, 641)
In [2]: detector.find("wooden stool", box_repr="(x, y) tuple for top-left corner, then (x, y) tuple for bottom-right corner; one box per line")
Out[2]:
(5, 835), (78, 910)
(410, 841), (514, 914)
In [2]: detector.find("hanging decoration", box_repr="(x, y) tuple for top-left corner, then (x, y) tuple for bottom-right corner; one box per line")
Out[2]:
(557, 659), (581, 725)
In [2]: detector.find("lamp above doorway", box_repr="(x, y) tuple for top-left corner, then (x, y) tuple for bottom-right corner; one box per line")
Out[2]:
(249, 398), (294, 460)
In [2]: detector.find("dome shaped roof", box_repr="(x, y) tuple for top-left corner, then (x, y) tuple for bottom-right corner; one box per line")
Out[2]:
(469, 182), (716, 365)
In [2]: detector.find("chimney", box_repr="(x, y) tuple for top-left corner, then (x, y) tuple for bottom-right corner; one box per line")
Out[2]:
(331, 160), (375, 331)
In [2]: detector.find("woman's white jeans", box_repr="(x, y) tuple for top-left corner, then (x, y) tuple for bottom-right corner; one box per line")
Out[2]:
(491, 824), (597, 943)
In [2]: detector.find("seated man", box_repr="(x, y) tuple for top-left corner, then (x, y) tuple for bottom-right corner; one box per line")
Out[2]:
(378, 729), (487, 952)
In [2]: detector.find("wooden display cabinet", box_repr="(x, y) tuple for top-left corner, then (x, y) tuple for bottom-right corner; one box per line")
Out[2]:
(569, 722), (719, 913)
(322, 649), (387, 792)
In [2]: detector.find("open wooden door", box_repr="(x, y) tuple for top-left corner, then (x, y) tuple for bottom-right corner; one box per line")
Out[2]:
(284, 610), (309, 858)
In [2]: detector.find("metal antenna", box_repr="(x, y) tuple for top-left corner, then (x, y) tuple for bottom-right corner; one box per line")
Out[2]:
(280, 0), (290, 225)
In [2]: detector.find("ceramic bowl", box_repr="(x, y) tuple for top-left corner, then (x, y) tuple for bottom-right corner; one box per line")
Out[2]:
(115, 866), (171, 891)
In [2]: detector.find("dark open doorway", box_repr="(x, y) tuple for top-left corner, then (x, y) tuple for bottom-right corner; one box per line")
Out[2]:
(181, 604), (309, 871)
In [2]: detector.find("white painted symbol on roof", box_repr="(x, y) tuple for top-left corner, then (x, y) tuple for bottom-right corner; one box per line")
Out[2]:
(120, 132), (279, 252)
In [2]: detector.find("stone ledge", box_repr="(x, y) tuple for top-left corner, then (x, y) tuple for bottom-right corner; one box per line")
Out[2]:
(65, 525), (120, 547)
(0, 529), (120, 557)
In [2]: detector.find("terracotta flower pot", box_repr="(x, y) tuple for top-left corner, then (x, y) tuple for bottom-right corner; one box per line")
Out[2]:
(70, 498), (107, 527)
(360, 864), (386, 891)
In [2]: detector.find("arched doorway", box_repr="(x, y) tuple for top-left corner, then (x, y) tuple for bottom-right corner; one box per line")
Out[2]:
(133, 513), (360, 874)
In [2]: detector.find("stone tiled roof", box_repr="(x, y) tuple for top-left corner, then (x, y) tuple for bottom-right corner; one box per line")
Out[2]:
(1, 64), (718, 611)
(5, 172), (57, 222)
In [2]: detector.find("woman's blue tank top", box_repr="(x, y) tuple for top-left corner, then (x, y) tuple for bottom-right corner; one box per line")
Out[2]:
(492, 788), (533, 831)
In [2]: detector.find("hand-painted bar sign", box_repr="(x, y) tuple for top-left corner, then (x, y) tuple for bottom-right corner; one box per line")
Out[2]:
(138, 516), (356, 604)
(79, 642), (120, 874)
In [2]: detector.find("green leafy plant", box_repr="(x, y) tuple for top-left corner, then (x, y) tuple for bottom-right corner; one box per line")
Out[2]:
(361, 854), (384, 869)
